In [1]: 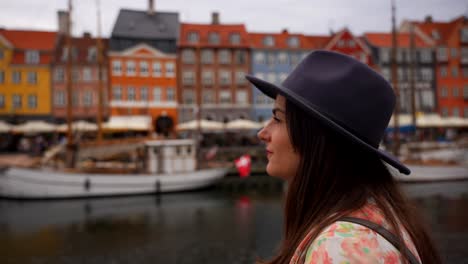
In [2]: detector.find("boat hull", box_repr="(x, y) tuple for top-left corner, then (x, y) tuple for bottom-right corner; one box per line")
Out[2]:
(0, 167), (228, 199)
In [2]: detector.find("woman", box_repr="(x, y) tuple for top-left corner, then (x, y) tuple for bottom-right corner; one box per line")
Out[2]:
(246, 51), (441, 264)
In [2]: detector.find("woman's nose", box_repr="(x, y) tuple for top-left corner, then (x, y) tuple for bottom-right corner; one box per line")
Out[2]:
(257, 125), (269, 142)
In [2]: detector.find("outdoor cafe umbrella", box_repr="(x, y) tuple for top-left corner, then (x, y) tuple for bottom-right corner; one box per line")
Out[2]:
(12, 121), (57, 133)
(176, 119), (224, 131)
(0, 121), (12, 133)
(56, 120), (98, 132)
(225, 119), (263, 130)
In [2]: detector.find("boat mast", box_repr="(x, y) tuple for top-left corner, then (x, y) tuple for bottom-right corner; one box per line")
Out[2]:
(195, 43), (202, 169)
(390, 0), (401, 156)
(96, 0), (103, 143)
(409, 22), (417, 141)
(65, 0), (75, 168)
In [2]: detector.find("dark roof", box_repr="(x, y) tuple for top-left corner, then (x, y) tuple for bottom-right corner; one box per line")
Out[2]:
(111, 9), (179, 40)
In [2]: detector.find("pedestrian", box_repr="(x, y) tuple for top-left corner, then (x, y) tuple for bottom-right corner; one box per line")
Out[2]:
(247, 51), (441, 264)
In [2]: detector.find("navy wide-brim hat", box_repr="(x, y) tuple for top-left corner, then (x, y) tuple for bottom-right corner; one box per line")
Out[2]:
(246, 50), (410, 175)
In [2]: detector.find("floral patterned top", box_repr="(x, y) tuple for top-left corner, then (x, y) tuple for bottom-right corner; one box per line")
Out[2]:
(289, 203), (421, 264)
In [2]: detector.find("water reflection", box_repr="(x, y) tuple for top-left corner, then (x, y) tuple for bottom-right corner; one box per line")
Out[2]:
(0, 181), (467, 263)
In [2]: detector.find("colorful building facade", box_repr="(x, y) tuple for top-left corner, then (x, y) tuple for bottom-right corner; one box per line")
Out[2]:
(0, 29), (56, 122)
(177, 13), (251, 123)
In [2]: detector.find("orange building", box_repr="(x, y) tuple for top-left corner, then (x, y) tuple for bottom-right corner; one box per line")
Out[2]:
(402, 16), (468, 117)
(108, 43), (177, 128)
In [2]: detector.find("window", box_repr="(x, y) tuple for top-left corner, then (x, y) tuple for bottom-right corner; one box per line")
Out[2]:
(72, 68), (80, 82)
(112, 60), (122, 75)
(53, 67), (64, 82)
(267, 73), (276, 84)
(461, 27), (468, 43)
(140, 61), (149, 76)
(203, 90), (214, 104)
(236, 71), (246, 85)
(87, 46), (97, 62)
(83, 67), (92, 82)
(236, 90), (247, 104)
(182, 50), (195, 64)
(290, 53), (300, 66)
(165, 62), (175, 77)
(230, 33), (241, 45)
(0, 94), (4, 108)
(255, 93), (268, 105)
(380, 49), (390, 63)
(83, 91), (93, 106)
(152, 61), (162, 77)
(141, 87), (148, 101)
(182, 71), (195, 85)
(219, 70), (231, 85)
(465, 107), (468, 118)
(419, 49), (432, 63)
(27, 72), (37, 84)
(183, 90), (195, 104)
(201, 50), (214, 64)
(337, 40), (345, 48)
(254, 52), (266, 64)
(12, 94), (21, 109)
(421, 90), (434, 109)
(219, 91), (231, 104)
(437, 47), (448, 61)
(464, 67), (468, 78)
(432, 30), (440, 40)
(25, 50), (39, 64)
(187, 32), (199, 43)
(441, 107), (448, 117)
(72, 91), (79, 106)
(453, 107), (460, 117)
(381, 68), (391, 81)
(54, 91), (65, 106)
(451, 66), (458, 77)
(208, 32), (220, 44)
(267, 53), (276, 65)
(452, 86), (459, 98)
(461, 48), (468, 63)
(202, 70), (214, 85)
(440, 66), (447, 77)
(166, 87), (175, 101)
(348, 40), (356, 48)
(126, 61), (136, 76)
(12, 71), (21, 84)
(127, 87), (136, 101)
(0, 71), (4, 84)
(288, 36), (299, 48)
(263, 36), (275, 47)
(278, 52), (288, 64)
(219, 50), (231, 64)
(112, 86), (122, 100)
(451, 48), (458, 58)
(153, 87), (162, 102)
(440, 86), (448, 98)
(0, 49), (4, 60)
(464, 85), (468, 99)
(420, 68), (433, 81)
(235, 50), (247, 65)
(61, 47), (68, 62)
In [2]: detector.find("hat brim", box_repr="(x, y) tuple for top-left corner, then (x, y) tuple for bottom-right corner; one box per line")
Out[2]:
(245, 74), (411, 175)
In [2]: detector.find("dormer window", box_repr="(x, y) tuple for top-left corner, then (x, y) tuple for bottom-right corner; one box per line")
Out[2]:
(230, 33), (241, 45)
(87, 46), (97, 62)
(461, 27), (468, 43)
(263, 36), (275, 47)
(187, 32), (199, 43)
(25, 50), (39, 64)
(208, 32), (220, 44)
(287, 36), (299, 48)
(432, 30), (440, 40)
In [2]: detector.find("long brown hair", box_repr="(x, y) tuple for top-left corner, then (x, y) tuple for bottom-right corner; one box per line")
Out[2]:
(259, 99), (441, 264)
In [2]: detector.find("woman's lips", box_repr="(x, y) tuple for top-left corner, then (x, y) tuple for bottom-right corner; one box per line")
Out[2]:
(266, 149), (273, 158)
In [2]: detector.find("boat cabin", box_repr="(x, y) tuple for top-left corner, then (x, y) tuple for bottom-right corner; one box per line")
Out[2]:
(145, 139), (196, 174)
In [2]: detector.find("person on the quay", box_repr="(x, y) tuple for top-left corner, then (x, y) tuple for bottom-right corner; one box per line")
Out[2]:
(246, 51), (441, 264)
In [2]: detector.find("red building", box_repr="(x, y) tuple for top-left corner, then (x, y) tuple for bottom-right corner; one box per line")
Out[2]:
(325, 28), (374, 66)
(402, 16), (468, 117)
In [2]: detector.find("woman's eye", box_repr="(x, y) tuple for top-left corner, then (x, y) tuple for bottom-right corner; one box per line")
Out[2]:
(272, 116), (281, 122)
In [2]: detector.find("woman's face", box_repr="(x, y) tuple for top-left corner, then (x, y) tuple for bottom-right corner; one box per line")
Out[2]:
(257, 95), (301, 181)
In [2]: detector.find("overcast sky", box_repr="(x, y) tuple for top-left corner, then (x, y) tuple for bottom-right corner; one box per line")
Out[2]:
(0, 0), (466, 37)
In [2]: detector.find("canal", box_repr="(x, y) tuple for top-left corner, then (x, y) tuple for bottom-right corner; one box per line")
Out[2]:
(1, 179), (467, 263)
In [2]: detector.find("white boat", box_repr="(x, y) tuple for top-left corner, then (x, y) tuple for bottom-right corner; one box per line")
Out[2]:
(0, 139), (228, 199)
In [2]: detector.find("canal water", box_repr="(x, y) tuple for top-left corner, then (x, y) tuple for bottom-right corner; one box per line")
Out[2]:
(1, 180), (467, 264)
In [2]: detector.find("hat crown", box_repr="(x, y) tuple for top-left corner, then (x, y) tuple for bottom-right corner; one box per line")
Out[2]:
(283, 51), (395, 147)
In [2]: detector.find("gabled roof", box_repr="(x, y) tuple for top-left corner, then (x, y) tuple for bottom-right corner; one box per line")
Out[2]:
(111, 9), (179, 40)
(179, 23), (249, 48)
(410, 16), (466, 45)
(0, 29), (56, 50)
(248, 30), (303, 49)
(364, 32), (432, 48)
(109, 43), (175, 58)
(54, 35), (109, 64)
(301, 35), (331, 49)
(325, 28), (371, 54)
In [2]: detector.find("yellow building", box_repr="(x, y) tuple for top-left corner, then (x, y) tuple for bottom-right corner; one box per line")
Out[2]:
(0, 29), (56, 122)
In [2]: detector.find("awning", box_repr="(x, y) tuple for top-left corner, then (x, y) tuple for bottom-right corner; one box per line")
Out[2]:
(103, 116), (152, 131)
(56, 121), (98, 132)
(225, 119), (263, 130)
(177, 119), (224, 131)
(13, 121), (57, 133)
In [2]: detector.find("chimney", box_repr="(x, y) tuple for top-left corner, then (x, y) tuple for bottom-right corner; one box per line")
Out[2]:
(212, 12), (220, 25)
(281, 28), (288, 34)
(57, 10), (69, 35)
(424, 15), (433, 23)
(83, 32), (92, 38)
(148, 0), (155, 15)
